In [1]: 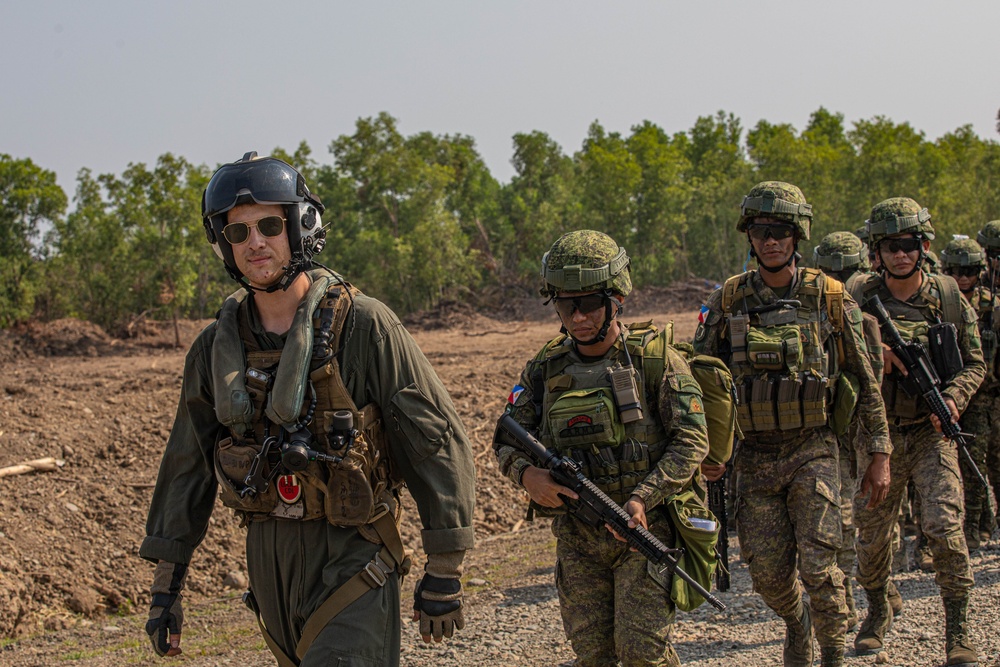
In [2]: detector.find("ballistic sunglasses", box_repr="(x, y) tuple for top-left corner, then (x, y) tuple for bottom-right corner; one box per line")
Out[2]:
(881, 237), (922, 254)
(222, 216), (286, 245)
(944, 266), (982, 278)
(747, 224), (796, 242)
(552, 293), (608, 319)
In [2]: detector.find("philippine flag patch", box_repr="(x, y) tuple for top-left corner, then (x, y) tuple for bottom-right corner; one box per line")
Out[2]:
(698, 304), (710, 324)
(508, 384), (525, 405)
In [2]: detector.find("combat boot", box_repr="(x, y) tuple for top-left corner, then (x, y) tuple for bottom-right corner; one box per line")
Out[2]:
(964, 514), (981, 552)
(943, 596), (979, 666)
(854, 586), (892, 655)
(979, 504), (996, 544)
(782, 602), (813, 667)
(914, 535), (934, 571)
(887, 580), (903, 617)
(820, 646), (845, 667)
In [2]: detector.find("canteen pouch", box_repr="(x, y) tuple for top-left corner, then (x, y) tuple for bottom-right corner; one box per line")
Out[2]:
(548, 387), (625, 450)
(830, 372), (860, 437)
(928, 321), (963, 386)
(662, 486), (719, 612)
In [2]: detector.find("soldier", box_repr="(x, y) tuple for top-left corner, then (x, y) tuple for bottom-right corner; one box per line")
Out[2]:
(494, 230), (709, 667)
(694, 183), (891, 667)
(975, 220), (1000, 538)
(813, 231), (904, 629)
(850, 198), (985, 665)
(140, 152), (476, 666)
(940, 236), (999, 550)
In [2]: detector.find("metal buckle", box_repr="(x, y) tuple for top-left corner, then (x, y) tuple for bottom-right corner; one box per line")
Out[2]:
(363, 553), (392, 588)
(369, 502), (391, 523)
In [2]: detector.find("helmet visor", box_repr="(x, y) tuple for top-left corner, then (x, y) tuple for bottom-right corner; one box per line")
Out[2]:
(203, 158), (306, 218)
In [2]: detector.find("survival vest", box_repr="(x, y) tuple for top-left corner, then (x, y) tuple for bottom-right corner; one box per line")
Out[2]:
(849, 272), (967, 420)
(720, 268), (846, 439)
(210, 270), (400, 535)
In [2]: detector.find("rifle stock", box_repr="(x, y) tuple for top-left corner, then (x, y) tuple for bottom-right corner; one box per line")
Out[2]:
(495, 413), (727, 611)
(867, 295), (989, 489)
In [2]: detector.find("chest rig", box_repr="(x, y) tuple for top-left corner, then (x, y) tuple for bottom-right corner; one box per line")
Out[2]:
(721, 268), (843, 438)
(211, 272), (397, 530)
(853, 273), (964, 419)
(531, 323), (669, 508)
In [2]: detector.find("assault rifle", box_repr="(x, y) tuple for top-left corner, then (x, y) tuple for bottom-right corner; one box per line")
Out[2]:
(494, 413), (727, 611)
(707, 469), (730, 592)
(867, 295), (989, 489)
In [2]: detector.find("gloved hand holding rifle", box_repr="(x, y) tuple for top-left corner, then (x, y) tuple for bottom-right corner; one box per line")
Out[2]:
(494, 413), (727, 611)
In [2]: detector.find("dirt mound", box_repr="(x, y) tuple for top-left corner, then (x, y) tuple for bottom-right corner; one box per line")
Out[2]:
(626, 279), (720, 316)
(9, 318), (117, 358)
(402, 299), (504, 331)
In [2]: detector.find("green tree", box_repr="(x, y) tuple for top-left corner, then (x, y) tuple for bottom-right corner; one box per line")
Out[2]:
(0, 155), (67, 326)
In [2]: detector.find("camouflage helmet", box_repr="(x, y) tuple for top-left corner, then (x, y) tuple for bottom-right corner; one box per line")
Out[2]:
(976, 220), (1000, 252)
(541, 230), (631, 297)
(737, 181), (813, 240)
(866, 197), (935, 244)
(855, 224), (870, 244)
(940, 237), (986, 269)
(813, 231), (870, 272)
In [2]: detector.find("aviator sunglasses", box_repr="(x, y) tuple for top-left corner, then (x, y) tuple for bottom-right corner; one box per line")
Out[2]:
(945, 266), (982, 278)
(747, 224), (796, 242)
(552, 293), (608, 319)
(222, 215), (286, 245)
(881, 237), (922, 254)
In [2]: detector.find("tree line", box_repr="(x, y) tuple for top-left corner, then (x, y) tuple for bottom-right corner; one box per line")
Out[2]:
(3, 107), (1000, 332)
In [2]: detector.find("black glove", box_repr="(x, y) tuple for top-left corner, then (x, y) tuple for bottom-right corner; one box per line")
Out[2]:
(413, 573), (465, 641)
(146, 561), (187, 657)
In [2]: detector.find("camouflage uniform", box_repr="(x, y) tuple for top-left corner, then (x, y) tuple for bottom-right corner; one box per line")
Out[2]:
(495, 231), (709, 667)
(941, 237), (999, 549)
(814, 231), (881, 627)
(695, 183), (891, 666)
(977, 221), (1000, 528)
(851, 197), (984, 664)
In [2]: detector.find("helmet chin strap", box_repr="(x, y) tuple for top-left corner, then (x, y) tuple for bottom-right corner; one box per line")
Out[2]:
(752, 246), (801, 273)
(226, 250), (313, 294)
(567, 294), (620, 347)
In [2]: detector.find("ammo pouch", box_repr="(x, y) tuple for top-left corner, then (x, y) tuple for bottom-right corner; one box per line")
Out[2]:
(928, 321), (963, 385)
(215, 435), (280, 514)
(829, 372), (860, 437)
(736, 372), (827, 434)
(882, 376), (921, 419)
(662, 485), (719, 612)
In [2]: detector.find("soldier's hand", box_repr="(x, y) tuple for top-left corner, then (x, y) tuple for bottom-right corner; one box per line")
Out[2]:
(522, 465), (578, 508)
(412, 574), (464, 642)
(881, 346), (908, 377)
(608, 495), (647, 547)
(860, 453), (891, 509)
(929, 397), (960, 433)
(146, 561), (187, 657)
(701, 462), (726, 482)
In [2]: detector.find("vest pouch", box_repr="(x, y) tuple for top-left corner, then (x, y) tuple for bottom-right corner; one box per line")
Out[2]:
(981, 327), (997, 366)
(749, 377), (779, 432)
(547, 387), (625, 451)
(214, 436), (279, 514)
(928, 322), (963, 386)
(883, 376), (920, 419)
(746, 325), (802, 372)
(664, 485), (719, 612)
(830, 371), (860, 437)
(735, 380), (753, 435)
(618, 439), (650, 500)
(776, 375), (803, 431)
(801, 372), (828, 430)
(318, 443), (376, 527)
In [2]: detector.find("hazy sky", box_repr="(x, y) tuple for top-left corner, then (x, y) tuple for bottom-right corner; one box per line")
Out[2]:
(3, 1), (999, 196)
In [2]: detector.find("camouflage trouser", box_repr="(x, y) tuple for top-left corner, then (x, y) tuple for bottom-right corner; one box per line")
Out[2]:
(736, 429), (847, 649)
(854, 420), (974, 597)
(246, 519), (401, 667)
(553, 512), (678, 667)
(989, 396), (1000, 515)
(959, 391), (997, 540)
(836, 440), (857, 592)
